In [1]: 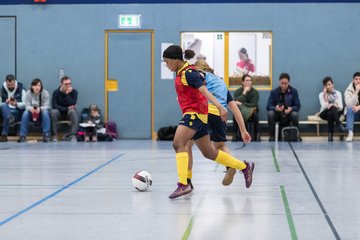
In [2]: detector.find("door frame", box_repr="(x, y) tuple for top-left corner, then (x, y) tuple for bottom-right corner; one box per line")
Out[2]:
(104, 29), (155, 139)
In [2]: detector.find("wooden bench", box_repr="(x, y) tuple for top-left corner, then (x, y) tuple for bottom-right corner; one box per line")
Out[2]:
(228, 119), (360, 138)
(298, 120), (360, 136)
(14, 120), (71, 136)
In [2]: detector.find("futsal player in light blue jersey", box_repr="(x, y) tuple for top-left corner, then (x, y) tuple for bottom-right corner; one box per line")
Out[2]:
(186, 60), (253, 188)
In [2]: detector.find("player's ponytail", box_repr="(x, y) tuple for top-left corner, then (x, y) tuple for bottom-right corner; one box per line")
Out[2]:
(184, 49), (195, 60)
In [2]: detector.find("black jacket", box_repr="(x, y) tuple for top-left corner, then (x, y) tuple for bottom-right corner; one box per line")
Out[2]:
(52, 87), (78, 113)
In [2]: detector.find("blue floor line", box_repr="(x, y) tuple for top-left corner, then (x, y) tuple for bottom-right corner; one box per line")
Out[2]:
(0, 153), (125, 227)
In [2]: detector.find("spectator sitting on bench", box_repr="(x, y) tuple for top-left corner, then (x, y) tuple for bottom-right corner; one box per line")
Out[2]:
(319, 76), (346, 142)
(232, 74), (260, 141)
(267, 73), (301, 141)
(0, 74), (26, 142)
(51, 76), (78, 142)
(344, 71), (360, 142)
(17, 78), (51, 143)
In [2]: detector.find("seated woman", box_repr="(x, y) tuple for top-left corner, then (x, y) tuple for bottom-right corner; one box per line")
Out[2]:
(319, 76), (346, 141)
(17, 78), (51, 143)
(233, 74), (260, 141)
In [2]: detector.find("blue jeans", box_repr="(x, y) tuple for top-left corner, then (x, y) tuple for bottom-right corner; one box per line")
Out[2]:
(346, 106), (360, 131)
(1, 103), (22, 136)
(19, 110), (51, 137)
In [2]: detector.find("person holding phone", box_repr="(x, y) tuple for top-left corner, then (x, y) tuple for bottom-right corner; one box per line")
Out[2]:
(0, 74), (26, 142)
(266, 73), (301, 141)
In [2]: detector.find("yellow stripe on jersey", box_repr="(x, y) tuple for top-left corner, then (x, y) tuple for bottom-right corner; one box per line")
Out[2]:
(177, 62), (189, 75)
(184, 112), (208, 124)
(208, 103), (220, 116)
(180, 71), (188, 86)
(177, 62), (192, 86)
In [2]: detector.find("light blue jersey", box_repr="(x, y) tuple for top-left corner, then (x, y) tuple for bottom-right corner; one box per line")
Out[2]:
(205, 72), (232, 115)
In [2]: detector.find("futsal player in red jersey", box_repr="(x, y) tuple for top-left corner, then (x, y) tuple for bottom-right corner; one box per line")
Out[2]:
(163, 45), (255, 199)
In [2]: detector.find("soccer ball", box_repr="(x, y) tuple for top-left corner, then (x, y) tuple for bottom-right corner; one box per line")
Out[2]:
(132, 170), (152, 192)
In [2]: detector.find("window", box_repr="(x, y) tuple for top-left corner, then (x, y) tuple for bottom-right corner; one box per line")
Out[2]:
(181, 31), (272, 90)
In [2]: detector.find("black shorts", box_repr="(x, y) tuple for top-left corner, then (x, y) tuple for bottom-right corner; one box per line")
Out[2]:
(208, 113), (227, 142)
(179, 113), (210, 140)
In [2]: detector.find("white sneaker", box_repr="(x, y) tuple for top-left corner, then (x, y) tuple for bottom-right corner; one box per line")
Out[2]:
(346, 131), (353, 142)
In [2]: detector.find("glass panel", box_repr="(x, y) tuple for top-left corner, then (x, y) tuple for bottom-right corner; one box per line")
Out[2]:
(229, 32), (272, 89)
(181, 32), (225, 78)
(181, 31), (272, 90)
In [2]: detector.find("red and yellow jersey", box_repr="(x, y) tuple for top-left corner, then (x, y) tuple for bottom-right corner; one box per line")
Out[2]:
(175, 62), (208, 122)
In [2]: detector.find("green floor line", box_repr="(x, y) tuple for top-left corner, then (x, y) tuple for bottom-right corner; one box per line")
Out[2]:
(181, 193), (206, 240)
(280, 185), (298, 240)
(271, 146), (280, 172)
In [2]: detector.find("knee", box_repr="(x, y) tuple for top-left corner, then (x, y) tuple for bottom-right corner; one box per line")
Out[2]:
(41, 110), (50, 118)
(346, 107), (353, 116)
(20, 110), (29, 120)
(202, 150), (217, 160)
(68, 109), (77, 115)
(172, 141), (181, 152)
(23, 110), (31, 117)
(329, 106), (337, 112)
(68, 109), (78, 119)
(291, 111), (299, 119)
(267, 110), (275, 119)
(51, 109), (59, 118)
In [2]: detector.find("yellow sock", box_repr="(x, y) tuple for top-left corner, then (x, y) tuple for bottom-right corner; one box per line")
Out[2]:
(187, 169), (192, 179)
(215, 150), (246, 170)
(176, 152), (189, 185)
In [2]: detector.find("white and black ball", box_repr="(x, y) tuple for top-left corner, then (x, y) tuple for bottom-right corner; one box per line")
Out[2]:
(132, 170), (152, 192)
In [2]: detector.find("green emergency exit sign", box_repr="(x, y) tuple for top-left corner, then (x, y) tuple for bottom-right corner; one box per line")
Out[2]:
(118, 14), (141, 28)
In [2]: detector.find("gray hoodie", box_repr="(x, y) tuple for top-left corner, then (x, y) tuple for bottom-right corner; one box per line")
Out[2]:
(24, 89), (51, 112)
(344, 82), (360, 115)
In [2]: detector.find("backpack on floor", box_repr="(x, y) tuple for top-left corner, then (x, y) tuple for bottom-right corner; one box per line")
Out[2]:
(104, 121), (118, 140)
(281, 126), (299, 142)
(157, 126), (177, 141)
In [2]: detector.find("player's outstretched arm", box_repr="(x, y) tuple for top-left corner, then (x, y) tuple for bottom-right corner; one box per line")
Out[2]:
(228, 100), (251, 143)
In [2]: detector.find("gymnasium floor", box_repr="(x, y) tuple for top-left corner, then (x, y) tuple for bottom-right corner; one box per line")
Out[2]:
(0, 139), (359, 240)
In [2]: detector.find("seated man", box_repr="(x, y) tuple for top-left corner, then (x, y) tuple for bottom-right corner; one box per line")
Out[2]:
(344, 72), (360, 142)
(233, 74), (260, 141)
(51, 76), (79, 141)
(0, 74), (26, 142)
(267, 73), (301, 141)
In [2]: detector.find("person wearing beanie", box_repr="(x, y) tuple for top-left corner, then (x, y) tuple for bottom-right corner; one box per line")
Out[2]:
(163, 45), (255, 199)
